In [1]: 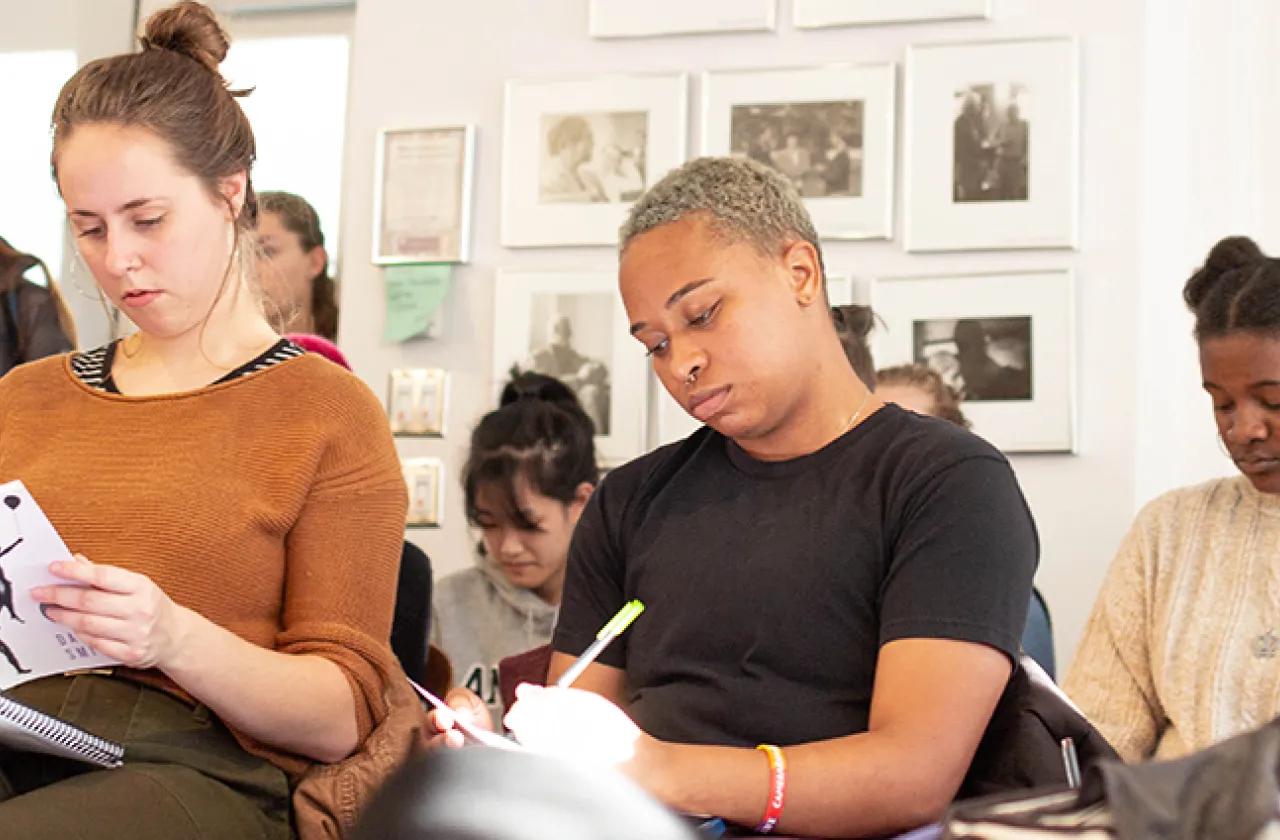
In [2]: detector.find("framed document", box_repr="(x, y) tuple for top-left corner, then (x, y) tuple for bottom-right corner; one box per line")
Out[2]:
(372, 125), (476, 264)
(403, 457), (444, 528)
(388, 368), (449, 437)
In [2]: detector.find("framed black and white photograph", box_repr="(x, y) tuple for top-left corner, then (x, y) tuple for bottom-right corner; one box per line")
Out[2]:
(794, 0), (991, 28)
(589, 0), (777, 38)
(702, 64), (896, 240)
(502, 74), (689, 247)
(904, 38), (1080, 252)
(492, 270), (647, 464)
(388, 368), (449, 437)
(913, 317), (1032, 401)
(871, 270), (1076, 453)
(403, 457), (444, 528)
(537, 111), (648, 205)
(372, 126), (475, 264)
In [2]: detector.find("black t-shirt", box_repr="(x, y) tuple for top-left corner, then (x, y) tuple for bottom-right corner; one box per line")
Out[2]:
(552, 404), (1038, 748)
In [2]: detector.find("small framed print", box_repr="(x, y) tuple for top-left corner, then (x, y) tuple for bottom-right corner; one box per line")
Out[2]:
(388, 368), (449, 437)
(501, 73), (689, 247)
(904, 37), (1080, 252)
(702, 64), (897, 240)
(871, 269), (1077, 453)
(794, 0), (991, 28)
(492, 269), (647, 465)
(588, 0), (777, 38)
(373, 125), (476, 264)
(403, 457), (444, 528)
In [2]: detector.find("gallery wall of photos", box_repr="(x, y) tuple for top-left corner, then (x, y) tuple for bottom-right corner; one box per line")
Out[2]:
(379, 0), (1084, 526)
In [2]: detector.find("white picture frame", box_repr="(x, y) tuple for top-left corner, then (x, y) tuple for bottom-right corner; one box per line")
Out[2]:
(870, 270), (1076, 454)
(904, 37), (1080, 253)
(372, 126), (476, 264)
(492, 269), (647, 465)
(589, 0), (777, 38)
(794, 0), (991, 28)
(388, 368), (449, 437)
(654, 272), (871, 447)
(701, 64), (897, 241)
(501, 73), (689, 248)
(403, 457), (444, 528)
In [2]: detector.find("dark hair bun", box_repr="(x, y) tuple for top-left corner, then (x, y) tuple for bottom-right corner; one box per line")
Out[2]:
(500, 367), (582, 410)
(831, 304), (876, 340)
(1185, 236), (1265, 311)
(142, 1), (230, 76)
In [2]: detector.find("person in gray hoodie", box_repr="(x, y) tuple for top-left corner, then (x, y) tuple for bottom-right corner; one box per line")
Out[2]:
(431, 369), (599, 727)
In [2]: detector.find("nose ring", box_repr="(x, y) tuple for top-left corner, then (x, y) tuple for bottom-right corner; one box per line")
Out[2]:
(686, 370), (698, 387)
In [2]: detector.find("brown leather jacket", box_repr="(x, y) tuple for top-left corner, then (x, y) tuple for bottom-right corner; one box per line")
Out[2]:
(0, 236), (75, 376)
(292, 646), (453, 840)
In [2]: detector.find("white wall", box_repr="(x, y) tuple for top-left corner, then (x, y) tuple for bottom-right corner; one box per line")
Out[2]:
(336, 0), (1200, 668)
(1131, 0), (1280, 509)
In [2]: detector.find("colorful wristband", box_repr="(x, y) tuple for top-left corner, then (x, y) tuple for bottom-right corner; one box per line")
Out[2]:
(755, 744), (787, 834)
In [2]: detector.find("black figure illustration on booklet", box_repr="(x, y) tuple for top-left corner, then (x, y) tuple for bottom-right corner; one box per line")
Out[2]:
(0, 480), (124, 767)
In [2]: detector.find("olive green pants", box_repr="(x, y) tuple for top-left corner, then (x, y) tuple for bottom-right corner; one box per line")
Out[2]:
(0, 675), (293, 839)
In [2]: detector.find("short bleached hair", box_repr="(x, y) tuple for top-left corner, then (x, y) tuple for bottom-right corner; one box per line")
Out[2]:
(619, 156), (825, 276)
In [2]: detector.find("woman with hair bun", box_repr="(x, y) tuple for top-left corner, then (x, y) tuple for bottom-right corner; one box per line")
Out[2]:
(432, 369), (599, 728)
(1065, 235), (1280, 762)
(0, 3), (420, 836)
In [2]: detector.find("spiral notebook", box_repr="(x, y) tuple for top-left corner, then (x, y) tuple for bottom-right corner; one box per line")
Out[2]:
(0, 479), (123, 767)
(0, 693), (124, 767)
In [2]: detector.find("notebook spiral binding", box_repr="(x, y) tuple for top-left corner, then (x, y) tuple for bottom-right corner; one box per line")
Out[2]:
(0, 694), (124, 768)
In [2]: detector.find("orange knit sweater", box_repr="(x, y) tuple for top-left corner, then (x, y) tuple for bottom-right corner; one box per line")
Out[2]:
(0, 352), (408, 777)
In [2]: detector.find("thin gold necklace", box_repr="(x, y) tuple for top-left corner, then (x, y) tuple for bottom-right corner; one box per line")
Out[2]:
(840, 389), (873, 436)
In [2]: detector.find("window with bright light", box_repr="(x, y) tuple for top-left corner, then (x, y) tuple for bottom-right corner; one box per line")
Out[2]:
(222, 34), (351, 267)
(0, 50), (77, 284)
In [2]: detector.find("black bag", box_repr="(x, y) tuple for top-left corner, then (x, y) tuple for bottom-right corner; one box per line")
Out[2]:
(958, 656), (1120, 800)
(944, 715), (1280, 840)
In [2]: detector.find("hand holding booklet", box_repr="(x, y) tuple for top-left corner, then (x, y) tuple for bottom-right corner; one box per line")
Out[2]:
(0, 480), (123, 767)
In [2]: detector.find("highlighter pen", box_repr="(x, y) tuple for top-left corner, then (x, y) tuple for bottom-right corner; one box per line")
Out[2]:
(556, 599), (645, 688)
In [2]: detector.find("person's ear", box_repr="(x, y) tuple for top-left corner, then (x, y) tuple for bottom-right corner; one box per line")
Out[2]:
(569, 482), (595, 518)
(782, 240), (824, 308)
(218, 171), (248, 222)
(305, 245), (327, 281)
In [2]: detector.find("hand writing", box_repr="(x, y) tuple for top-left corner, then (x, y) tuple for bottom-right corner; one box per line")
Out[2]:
(445, 686), (494, 732)
(504, 683), (643, 766)
(30, 554), (190, 670)
(424, 703), (466, 750)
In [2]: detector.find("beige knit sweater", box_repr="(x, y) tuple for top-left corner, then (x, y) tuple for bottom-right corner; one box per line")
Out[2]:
(1063, 475), (1280, 762)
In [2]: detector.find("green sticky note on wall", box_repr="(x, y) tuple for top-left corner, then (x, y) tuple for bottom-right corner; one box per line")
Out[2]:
(383, 264), (451, 342)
